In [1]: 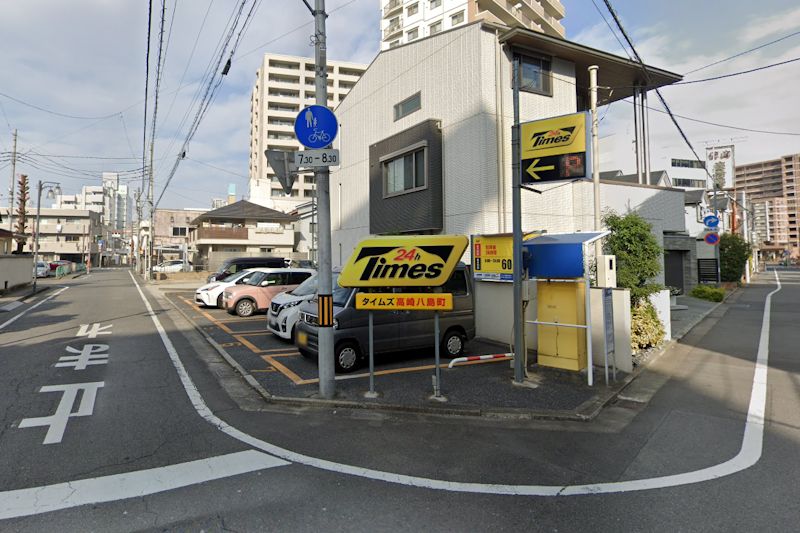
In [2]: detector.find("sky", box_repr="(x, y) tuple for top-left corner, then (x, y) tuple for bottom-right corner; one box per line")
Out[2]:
(0, 0), (798, 211)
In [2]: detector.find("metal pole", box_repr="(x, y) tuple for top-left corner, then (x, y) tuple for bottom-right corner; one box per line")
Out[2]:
(8, 129), (17, 231)
(511, 54), (525, 384)
(433, 311), (442, 398)
(642, 89), (651, 184)
(33, 181), (43, 293)
(633, 88), (642, 185)
(589, 66), (602, 258)
(743, 190), (750, 284)
(365, 311), (377, 398)
(314, 0), (335, 399)
(584, 243), (593, 386)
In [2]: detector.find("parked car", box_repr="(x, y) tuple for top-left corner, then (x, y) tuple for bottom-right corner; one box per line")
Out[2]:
(195, 269), (257, 308)
(49, 260), (72, 272)
(222, 268), (315, 317)
(35, 261), (51, 278)
(153, 260), (193, 273)
(206, 256), (287, 283)
(294, 264), (475, 372)
(267, 272), (333, 341)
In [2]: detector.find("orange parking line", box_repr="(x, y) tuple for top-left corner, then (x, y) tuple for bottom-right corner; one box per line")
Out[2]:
(232, 330), (271, 335)
(234, 334), (266, 354)
(263, 355), (305, 384)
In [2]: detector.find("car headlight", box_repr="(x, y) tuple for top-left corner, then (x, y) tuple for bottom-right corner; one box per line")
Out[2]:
(200, 284), (218, 292)
(333, 318), (339, 329)
(280, 300), (301, 311)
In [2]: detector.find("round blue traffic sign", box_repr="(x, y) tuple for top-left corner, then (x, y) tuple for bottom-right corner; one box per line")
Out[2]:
(294, 105), (338, 149)
(704, 232), (720, 246)
(703, 214), (720, 228)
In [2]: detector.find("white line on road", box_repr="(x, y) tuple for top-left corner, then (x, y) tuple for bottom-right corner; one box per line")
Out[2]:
(0, 286), (69, 331)
(0, 450), (288, 519)
(128, 270), (784, 496)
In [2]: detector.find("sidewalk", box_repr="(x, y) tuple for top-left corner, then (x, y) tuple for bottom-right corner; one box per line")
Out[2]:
(158, 280), (728, 420)
(0, 283), (48, 312)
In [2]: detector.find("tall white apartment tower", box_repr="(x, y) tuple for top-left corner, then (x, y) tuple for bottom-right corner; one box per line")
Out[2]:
(380, 0), (566, 50)
(248, 53), (366, 212)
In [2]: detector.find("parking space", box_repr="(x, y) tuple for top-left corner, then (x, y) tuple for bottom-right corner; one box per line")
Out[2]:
(166, 291), (522, 402)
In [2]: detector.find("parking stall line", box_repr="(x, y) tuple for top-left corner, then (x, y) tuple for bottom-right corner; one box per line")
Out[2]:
(262, 355), (306, 384)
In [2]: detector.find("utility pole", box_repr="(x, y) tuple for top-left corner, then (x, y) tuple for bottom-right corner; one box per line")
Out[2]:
(511, 54), (524, 384)
(7, 129), (17, 231)
(147, 141), (155, 280)
(589, 65), (602, 258)
(312, 0), (336, 399)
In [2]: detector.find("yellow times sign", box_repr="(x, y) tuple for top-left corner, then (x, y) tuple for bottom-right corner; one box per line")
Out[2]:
(339, 235), (468, 287)
(521, 112), (587, 159)
(472, 233), (543, 282)
(355, 293), (454, 311)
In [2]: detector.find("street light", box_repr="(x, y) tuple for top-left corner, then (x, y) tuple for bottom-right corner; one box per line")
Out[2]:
(32, 180), (61, 293)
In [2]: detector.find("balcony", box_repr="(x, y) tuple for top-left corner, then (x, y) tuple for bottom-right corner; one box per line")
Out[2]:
(194, 227), (248, 240)
(383, 0), (402, 18)
(383, 21), (403, 41)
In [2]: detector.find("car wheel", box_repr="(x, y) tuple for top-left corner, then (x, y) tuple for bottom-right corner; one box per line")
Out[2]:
(235, 299), (255, 317)
(334, 342), (360, 373)
(216, 294), (223, 308)
(442, 329), (465, 358)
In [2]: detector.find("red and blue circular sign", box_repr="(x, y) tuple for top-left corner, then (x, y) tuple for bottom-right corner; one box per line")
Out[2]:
(704, 232), (720, 246)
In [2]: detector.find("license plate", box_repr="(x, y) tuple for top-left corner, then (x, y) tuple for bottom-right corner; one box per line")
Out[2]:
(296, 331), (307, 346)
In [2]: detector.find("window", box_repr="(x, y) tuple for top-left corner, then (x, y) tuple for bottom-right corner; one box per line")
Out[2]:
(407, 2), (418, 16)
(289, 272), (312, 284)
(265, 273), (290, 285)
(430, 0), (441, 8)
(442, 270), (468, 295)
(172, 227), (187, 236)
(394, 92), (421, 121)
(65, 235), (79, 242)
(518, 54), (552, 96)
(407, 28), (419, 41)
(389, 40), (401, 48)
(429, 21), (442, 35)
(672, 158), (706, 169)
(383, 147), (426, 196)
(450, 10), (464, 25)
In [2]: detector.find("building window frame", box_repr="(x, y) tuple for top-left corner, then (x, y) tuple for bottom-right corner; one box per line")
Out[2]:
(406, 2), (419, 16)
(172, 226), (188, 237)
(517, 53), (553, 97)
(393, 91), (421, 121)
(450, 10), (464, 25)
(380, 141), (428, 198)
(429, 20), (442, 35)
(407, 27), (419, 41)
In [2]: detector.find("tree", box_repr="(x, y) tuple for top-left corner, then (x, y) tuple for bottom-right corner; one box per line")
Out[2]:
(15, 174), (30, 253)
(712, 161), (726, 189)
(603, 211), (663, 304)
(719, 233), (751, 282)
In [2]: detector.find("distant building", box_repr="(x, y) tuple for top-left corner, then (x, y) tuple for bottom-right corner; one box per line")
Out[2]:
(735, 153), (800, 259)
(188, 200), (298, 272)
(1, 207), (101, 264)
(247, 53), (366, 213)
(153, 207), (206, 262)
(669, 158), (707, 190)
(379, 0), (566, 50)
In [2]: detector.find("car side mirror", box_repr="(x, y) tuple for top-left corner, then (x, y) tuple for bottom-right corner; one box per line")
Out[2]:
(241, 277), (250, 283)
(260, 280), (270, 287)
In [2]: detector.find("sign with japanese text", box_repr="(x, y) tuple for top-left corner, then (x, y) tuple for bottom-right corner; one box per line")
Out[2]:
(339, 235), (468, 288)
(705, 145), (735, 189)
(472, 232), (543, 282)
(520, 112), (590, 184)
(355, 293), (453, 311)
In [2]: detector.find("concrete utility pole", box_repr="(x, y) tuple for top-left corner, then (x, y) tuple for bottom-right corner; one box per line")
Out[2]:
(589, 65), (602, 258)
(511, 55), (524, 384)
(8, 129), (17, 231)
(313, 0), (335, 399)
(147, 141), (155, 279)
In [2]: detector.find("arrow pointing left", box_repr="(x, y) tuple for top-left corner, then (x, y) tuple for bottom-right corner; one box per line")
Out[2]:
(526, 158), (555, 181)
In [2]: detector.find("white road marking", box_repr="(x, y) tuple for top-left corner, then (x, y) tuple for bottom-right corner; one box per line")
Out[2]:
(76, 322), (113, 338)
(0, 450), (288, 520)
(56, 344), (109, 370)
(0, 286), (69, 331)
(129, 270), (784, 496)
(18, 382), (105, 445)
(0, 300), (23, 312)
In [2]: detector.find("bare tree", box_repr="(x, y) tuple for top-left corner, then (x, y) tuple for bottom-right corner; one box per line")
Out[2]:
(15, 174), (29, 253)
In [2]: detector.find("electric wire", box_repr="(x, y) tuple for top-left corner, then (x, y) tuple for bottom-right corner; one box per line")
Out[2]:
(675, 56), (800, 85)
(685, 29), (800, 74)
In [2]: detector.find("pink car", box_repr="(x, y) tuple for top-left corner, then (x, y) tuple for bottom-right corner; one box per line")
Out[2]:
(222, 268), (315, 317)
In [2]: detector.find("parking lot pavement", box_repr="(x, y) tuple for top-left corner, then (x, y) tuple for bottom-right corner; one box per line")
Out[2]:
(166, 291), (619, 415)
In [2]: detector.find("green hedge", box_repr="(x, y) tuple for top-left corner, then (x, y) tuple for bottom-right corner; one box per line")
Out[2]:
(690, 285), (725, 302)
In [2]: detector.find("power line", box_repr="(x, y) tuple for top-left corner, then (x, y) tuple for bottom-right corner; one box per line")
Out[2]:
(675, 56), (800, 85)
(143, 0), (154, 207)
(686, 29), (800, 75)
(589, 0), (632, 59)
(0, 90), (126, 121)
(185, 157), (249, 178)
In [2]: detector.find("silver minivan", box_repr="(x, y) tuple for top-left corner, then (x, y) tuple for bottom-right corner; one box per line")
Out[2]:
(294, 265), (475, 372)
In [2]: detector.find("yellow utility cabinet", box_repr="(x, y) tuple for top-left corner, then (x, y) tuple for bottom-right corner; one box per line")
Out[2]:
(537, 280), (587, 371)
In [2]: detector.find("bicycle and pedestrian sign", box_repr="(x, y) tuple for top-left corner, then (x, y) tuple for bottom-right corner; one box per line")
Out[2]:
(295, 105), (338, 149)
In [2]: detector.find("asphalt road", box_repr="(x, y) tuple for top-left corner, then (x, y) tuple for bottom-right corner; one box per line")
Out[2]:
(1, 268), (798, 531)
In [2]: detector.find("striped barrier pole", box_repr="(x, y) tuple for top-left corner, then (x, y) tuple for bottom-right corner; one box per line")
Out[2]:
(447, 353), (513, 369)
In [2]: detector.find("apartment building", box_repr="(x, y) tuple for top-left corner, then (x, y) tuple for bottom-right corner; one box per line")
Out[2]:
(735, 153), (800, 258)
(1, 208), (101, 264)
(248, 53), (366, 213)
(380, 0), (565, 50)
(153, 207), (207, 261)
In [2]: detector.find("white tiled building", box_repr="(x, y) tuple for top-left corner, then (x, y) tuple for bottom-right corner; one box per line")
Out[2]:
(380, 0), (565, 50)
(248, 53), (366, 213)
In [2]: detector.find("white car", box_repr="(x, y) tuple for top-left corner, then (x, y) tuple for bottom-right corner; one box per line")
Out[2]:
(153, 260), (192, 273)
(195, 269), (254, 308)
(35, 261), (51, 278)
(267, 273), (331, 341)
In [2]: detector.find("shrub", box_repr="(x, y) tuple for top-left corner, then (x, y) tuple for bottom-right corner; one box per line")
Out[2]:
(631, 301), (665, 351)
(690, 285), (725, 302)
(719, 233), (751, 282)
(603, 211), (663, 304)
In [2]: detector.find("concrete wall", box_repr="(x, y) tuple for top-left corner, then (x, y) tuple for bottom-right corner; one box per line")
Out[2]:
(0, 255), (33, 292)
(474, 279), (538, 351)
(590, 287), (632, 374)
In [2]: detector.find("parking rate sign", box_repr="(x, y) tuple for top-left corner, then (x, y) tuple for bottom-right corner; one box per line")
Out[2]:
(294, 105), (338, 149)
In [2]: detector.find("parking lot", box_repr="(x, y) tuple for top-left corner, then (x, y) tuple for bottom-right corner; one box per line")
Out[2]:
(165, 291), (553, 407)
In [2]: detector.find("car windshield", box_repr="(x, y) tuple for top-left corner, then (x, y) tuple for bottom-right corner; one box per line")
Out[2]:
(244, 272), (266, 286)
(37, 262), (47, 267)
(332, 280), (351, 307)
(290, 274), (318, 296)
(222, 271), (249, 283)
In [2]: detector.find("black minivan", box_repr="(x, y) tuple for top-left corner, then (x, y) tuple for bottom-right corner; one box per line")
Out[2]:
(206, 257), (287, 282)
